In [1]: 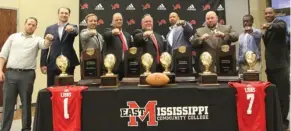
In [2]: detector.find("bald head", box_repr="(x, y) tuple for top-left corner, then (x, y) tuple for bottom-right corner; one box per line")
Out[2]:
(169, 12), (180, 25)
(264, 7), (276, 22)
(205, 11), (218, 28)
(112, 13), (123, 28)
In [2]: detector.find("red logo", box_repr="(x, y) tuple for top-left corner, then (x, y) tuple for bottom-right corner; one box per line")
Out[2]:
(142, 3), (151, 10)
(81, 3), (88, 9)
(173, 4), (181, 10)
(219, 19), (225, 25)
(127, 19), (135, 26)
(157, 19), (167, 26)
(189, 20), (197, 25)
(202, 4), (211, 11)
(111, 3), (120, 10)
(97, 19), (104, 25)
(120, 101), (158, 126)
(192, 51), (196, 56)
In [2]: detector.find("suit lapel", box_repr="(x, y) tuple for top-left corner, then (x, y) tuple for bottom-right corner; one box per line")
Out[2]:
(52, 24), (60, 41)
(60, 23), (70, 42)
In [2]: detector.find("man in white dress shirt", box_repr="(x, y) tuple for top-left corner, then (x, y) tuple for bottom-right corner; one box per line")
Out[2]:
(0, 17), (53, 131)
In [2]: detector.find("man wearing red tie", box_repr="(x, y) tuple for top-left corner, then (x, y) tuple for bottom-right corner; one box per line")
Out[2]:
(133, 14), (168, 73)
(103, 13), (132, 80)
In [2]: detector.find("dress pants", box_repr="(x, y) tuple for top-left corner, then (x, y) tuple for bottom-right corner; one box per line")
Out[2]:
(1, 70), (35, 131)
(266, 67), (290, 126)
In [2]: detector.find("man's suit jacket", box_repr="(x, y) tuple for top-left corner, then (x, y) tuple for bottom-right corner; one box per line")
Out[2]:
(103, 28), (132, 73)
(132, 29), (168, 72)
(80, 28), (103, 51)
(263, 19), (289, 70)
(167, 22), (193, 51)
(191, 24), (238, 71)
(40, 23), (79, 71)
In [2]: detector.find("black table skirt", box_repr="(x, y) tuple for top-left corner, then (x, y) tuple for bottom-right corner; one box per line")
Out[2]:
(33, 83), (283, 131)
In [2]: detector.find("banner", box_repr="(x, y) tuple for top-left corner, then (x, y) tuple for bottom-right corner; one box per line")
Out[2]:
(79, 0), (226, 38)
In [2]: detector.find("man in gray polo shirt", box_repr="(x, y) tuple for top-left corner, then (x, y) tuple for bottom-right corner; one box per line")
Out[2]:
(0, 17), (53, 131)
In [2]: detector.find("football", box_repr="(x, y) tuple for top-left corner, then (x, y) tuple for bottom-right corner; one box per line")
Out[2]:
(146, 73), (170, 87)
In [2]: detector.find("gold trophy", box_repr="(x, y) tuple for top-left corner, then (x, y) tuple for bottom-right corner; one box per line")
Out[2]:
(55, 55), (74, 86)
(141, 53), (153, 75)
(139, 53), (154, 86)
(56, 55), (69, 76)
(104, 54), (116, 76)
(100, 54), (119, 87)
(243, 51), (259, 81)
(198, 52), (219, 86)
(160, 52), (176, 84)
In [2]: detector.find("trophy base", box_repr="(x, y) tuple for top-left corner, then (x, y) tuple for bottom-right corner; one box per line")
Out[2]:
(164, 73), (176, 85)
(243, 71), (259, 81)
(100, 75), (119, 88)
(78, 79), (101, 86)
(122, 77), (139, 84)
(176, 76), (196, 83)
(198, 73), (219, 86)
(55, 75), (75, 86)
(139, 74), (149, 86)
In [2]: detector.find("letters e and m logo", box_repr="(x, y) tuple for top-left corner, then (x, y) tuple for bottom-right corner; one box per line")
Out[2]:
(120, 101), (210, 127)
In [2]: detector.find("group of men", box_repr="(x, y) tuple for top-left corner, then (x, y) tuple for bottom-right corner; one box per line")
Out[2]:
(0, 6), (289, 131)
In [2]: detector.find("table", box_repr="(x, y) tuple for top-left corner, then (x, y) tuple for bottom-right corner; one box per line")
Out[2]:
(33, 83), (283, 131)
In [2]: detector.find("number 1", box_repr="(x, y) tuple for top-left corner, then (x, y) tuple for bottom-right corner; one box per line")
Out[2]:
(246, 93), (254, 115)
(64, 98), (69, 119)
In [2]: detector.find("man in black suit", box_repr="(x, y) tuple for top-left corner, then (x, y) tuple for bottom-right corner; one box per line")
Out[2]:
(40, 7), (79, 87)
(262, 7), (290, 129)
(133, 14), (168, 73)
(103, 13), (132, 81)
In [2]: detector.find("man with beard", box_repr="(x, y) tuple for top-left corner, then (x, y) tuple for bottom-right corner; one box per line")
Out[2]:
(167, 12), (193, 50)
(103, 13), (132, 81)
(40, 7), (79, 87)
(80, 13), (103, 51)
(167, 12), (198, 74)
(133, 14), (168, 73)
(190, 11), (238, 73)
(0, 17), (53, 131)
(262, 7), (290, 130)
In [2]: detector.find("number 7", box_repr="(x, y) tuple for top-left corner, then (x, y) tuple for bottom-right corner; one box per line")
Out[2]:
(246, 93), (255, 115)
(64, 98), (70, 119)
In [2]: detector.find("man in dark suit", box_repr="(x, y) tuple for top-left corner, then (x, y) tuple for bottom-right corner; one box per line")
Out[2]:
(40, 7), (79, 87)
(262, 7), (290, 129)
(167, 12), (193, 50)
(190, 11), (238, 72)
(103, 13), (132, 81)
(133, 14), (168, 73)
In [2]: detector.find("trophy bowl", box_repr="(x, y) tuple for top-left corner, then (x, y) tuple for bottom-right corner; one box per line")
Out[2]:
(160, 52), (172, 74)
(104, 54), (116, 76)
(56, 55), (69, 77)
(245, 51), (257, 72)
(141, 53), (153, 76)
(200, 52), (213, 74)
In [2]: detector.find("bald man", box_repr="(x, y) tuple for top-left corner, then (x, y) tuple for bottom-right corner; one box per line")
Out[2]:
(103, 13), (132, 80)
(262, 7), (290, 129)
(167, 12), (193, 50)
(190, 11), (238, 73)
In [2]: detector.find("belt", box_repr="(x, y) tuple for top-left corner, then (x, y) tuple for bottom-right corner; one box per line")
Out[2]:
(8, 68), (34, 72)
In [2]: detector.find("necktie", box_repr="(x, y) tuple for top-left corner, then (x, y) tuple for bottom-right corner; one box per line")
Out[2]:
(119, 32), (127, 51)
(150, 34), (160, 63)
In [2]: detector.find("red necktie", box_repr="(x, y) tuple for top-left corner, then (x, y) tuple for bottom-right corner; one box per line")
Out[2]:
(150, 34), (160, 63)
(119, 32), (127, 51)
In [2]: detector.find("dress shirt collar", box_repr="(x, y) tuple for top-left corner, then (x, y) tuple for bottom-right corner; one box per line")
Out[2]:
(21, 32), (35, 38)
